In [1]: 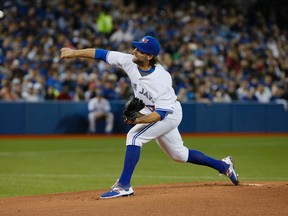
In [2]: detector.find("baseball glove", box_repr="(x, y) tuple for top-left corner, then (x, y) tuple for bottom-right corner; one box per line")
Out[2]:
(123, 97), (145, 123)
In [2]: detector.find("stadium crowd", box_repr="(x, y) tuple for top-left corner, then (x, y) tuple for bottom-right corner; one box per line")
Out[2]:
(0, 0), (288, 104)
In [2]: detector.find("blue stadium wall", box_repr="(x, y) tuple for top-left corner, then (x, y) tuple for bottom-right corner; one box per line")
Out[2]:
(0, 102), (287, 134)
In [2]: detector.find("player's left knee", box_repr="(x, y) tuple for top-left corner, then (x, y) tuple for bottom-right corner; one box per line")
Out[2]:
(169, 148), (188, 163)
(173, 157), (186, 163)
(170, 153), (187, 163)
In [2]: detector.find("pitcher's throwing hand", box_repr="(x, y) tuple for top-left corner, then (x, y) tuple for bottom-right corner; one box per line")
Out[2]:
(60, 48), (75, 59)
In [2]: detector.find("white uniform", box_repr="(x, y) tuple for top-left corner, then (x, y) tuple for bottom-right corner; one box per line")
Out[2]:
(88, 97), (114, 134)
(107, 51), (189, 162)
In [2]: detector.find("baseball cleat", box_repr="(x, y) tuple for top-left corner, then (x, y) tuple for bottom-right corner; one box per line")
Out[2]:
(221, 156), (239, 185)
(100, 180), (134, 199)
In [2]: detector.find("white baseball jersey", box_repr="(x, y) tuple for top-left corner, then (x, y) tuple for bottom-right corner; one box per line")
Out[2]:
(88, 97), (111, 113)
(107, 51), (177, 115)
(105, 51), (189, 162)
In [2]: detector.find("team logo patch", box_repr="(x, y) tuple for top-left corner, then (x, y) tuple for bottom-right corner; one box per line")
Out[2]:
(142, 38), (149, 43)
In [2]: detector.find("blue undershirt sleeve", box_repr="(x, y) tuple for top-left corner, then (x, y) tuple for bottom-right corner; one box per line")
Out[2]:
(155, 110), (167, 120)
(94, 49), (108, 62)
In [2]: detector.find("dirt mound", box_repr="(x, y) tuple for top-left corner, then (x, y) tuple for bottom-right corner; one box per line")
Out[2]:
(0, 182), (287, 216)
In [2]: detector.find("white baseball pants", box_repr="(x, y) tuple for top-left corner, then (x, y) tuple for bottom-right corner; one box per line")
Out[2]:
(126, 101), (189, 162)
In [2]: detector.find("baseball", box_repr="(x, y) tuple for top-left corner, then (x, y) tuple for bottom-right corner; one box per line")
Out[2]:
(0, 10), (4, 19)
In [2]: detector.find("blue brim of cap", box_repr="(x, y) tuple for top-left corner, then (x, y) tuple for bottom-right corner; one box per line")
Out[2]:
(132, 41), (150, 54)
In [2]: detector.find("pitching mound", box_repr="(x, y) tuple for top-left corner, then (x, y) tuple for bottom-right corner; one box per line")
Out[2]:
(0, 182), (287, 216)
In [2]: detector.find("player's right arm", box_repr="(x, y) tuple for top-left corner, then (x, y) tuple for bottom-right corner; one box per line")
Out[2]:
(60, 48), (133, 75)
(60, 47), (124, 62)
(60, 48), (96, 59)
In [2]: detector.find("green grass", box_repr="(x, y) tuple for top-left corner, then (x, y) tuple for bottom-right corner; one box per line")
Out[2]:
(0, 135), (287, 198)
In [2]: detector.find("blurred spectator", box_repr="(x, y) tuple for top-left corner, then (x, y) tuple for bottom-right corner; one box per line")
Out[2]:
(11, 78), (22, 99)
(109, 23), (133, 47)
(243, 90), (258, 102)
(254, 83), (272, 103)
(0, 0), (287, 104)
(102, 74), (120, 100)
(22, 82), (43, 102)
(73, 86), (85, 101)
(46, 70), (62, 92)
(88, 90), (114, 134)
(0, 79), (19, 101)
(116, 77), (133, 100)
(195, 83), (211, 103)
(85, 82), (97, 101)
(237, 80), (252, 102)
(44, 86), (57, 100)
(97, 5), (113, 35)
(57, 85), (72, 101)
(177, 88), (189, 102)
(227, 80), (238, 101)
(212, 86), (232, 103)
(271, 83), (288, 110)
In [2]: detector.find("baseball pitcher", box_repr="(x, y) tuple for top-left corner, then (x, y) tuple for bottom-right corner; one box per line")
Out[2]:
(60, 35), (239, 199)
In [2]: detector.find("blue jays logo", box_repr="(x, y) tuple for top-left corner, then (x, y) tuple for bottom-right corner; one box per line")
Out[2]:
(139, 87), (155, 103)
(142, 38), (149, 43)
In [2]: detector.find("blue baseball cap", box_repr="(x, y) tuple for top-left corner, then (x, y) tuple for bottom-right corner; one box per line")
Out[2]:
(132, 36), (160, 56)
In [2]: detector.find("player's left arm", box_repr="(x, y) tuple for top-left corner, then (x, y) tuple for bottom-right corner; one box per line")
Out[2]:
(133, 108), (168, 124)
(131, 99), (169, 124)
(133, 111), (162, 124)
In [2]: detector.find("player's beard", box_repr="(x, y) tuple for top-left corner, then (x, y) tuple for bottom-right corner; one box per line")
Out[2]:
(132, 56), (147, 67)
